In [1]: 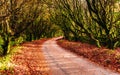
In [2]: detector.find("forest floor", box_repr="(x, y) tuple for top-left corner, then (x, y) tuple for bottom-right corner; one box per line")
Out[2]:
(41, 38), (119, 75)
(0, 39), (51, 75)
(0, 38), (120, 75)
(57, 39), (120, 74)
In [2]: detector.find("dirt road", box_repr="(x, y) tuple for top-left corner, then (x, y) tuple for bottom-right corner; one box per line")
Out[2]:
(42, 38), (120, 75)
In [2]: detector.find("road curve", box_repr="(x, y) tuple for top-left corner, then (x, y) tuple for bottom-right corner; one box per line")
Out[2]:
(42, 38), (120, 75)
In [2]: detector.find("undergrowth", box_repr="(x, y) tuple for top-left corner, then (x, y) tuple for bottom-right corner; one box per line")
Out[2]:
(0, 46), (21, 73)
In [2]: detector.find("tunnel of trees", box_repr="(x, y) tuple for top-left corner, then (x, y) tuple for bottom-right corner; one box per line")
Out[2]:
(52, 0), (120, 49)
(0, 0), (120, 56)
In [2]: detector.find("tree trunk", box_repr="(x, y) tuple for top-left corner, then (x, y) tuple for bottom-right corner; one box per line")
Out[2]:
(2, 38), (9, 56)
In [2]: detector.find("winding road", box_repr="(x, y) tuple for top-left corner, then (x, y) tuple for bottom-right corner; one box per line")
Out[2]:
(42, 38), (120, 75)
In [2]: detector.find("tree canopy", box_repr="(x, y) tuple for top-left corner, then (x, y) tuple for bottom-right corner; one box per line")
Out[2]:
(52, 0), (120, 49)
(0, 0), (120, 56)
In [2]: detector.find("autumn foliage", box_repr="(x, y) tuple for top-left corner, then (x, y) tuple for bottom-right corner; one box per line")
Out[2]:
(57, 40), (120, 73)
(0, 39), (51, 75)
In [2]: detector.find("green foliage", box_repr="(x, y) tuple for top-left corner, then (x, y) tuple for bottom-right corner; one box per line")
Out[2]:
(0, 37), (4, 45)
(52, 0), (120, 49)
(0, 0), (60, 56)
(0, 46), (21, 71)
(1, 0), (120, 57)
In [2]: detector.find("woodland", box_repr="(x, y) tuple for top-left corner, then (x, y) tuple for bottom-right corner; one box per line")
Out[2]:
(0, 0), (120, 73)
(0, 0), (120, 72)
(0, 0), (120, 56)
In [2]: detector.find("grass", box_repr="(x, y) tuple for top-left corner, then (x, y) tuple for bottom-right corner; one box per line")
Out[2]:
(0, 45), (21, 73)
(0, 38), (48, 74)
(0, 36), (24, 71)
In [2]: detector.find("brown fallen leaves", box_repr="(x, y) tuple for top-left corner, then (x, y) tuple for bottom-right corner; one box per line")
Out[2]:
(1, 39), (52, 75)
(57, 40), (120, 73)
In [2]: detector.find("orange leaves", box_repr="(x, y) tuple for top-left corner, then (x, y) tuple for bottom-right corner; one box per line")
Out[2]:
(57, 40), (120, 73)
(0, 39), (51, 75)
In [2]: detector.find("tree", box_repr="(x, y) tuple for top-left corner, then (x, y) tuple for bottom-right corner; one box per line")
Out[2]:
(0, 0), (37, 55)
(85, 0), (120, 49)
(53, 0), (120, 49)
